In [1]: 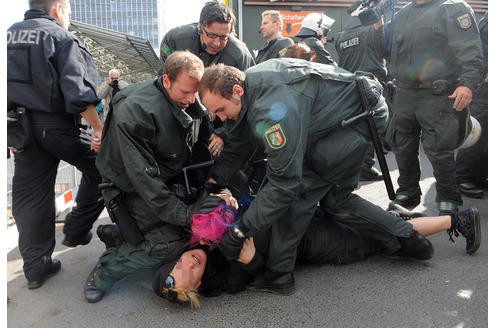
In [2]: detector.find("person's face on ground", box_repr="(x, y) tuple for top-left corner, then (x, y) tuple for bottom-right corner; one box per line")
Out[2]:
(171, 248), (207, 290)
(163, 71), (201, 109)
(200, 22), (231, 55)
(200, 86), (243, 121)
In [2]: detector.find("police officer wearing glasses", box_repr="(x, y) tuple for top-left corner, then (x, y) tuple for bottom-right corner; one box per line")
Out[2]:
(159, 1), (254, 71)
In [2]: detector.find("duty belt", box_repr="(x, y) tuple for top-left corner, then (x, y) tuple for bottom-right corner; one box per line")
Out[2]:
(396, 79), (454, 95)
(30, 112), (77, 124)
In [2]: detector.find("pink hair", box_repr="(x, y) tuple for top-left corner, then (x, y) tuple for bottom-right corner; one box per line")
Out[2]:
(189, 204), (238, 246)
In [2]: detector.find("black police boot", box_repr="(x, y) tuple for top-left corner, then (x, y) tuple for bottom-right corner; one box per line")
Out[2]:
(447, 207), (481, 255)
(84, 266), (106, 303)
(27, 256), (62, 289)
(393, 189), (421, 209)
(458, 182), (484, 199)
(248, 270), (295, 295)
(62, 231), (93, 247)
(359, 164), (383, 181)
(96, 224), (123, 249)
(387, 202), (425, 220)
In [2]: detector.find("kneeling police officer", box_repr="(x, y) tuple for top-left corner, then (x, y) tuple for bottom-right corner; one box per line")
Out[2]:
(83, 51), (225, 303)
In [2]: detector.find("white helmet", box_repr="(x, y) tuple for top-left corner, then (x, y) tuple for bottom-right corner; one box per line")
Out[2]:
(459, 115), (482, 149)
(296, 13), (335, 38)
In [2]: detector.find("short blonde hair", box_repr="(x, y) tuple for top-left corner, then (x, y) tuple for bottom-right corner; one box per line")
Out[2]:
(262, 10), (283, 30)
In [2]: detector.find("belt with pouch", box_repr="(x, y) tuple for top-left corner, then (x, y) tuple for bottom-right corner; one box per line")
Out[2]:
(396, 79), (454, 95)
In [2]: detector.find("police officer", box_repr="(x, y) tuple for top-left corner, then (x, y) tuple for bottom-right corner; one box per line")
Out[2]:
(83, 51), (225, 303)
(7, 0), (104, 289)
(197, 60), (425, 295)
(255, 10), (294, 64)
(160, 1), (254, 71)
(335, 13), (388, 181)
(455, 12), (488, 198)
(383, 0), (483, 214)
(294, 12), (335, 65)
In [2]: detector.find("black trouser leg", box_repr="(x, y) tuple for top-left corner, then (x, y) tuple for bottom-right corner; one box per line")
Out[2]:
(36, 125), (104, 238)
(12, 143), (59, 280)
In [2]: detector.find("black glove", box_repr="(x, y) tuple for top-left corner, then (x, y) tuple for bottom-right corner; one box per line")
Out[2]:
(187, 195), (224, 221)
(218, 226), (246, 261)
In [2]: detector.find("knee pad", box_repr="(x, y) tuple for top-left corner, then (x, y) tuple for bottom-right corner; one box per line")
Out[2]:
(395, 230), (434, 260)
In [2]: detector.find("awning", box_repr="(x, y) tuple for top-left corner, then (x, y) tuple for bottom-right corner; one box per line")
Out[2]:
(69, 20), (161, 83)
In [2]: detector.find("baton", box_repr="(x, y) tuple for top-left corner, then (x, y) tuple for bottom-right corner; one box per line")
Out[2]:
(364, 113), (396, 200)
(342, 112), (395, 200)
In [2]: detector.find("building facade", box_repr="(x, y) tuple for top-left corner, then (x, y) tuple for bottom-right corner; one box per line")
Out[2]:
(70, 0), (160, 49)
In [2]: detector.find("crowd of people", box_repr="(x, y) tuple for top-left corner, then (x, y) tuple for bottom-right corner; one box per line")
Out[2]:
(7, 0), (486, 310)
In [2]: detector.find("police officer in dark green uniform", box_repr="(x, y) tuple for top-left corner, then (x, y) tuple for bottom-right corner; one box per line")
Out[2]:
(295, 12), (335, 65)
(83, 51), (224, 303)
(159, 1), (254, 71)
(197, 60), (428, 295)
(384, 0), (483, 214)
(335, 14), (388, 181)
(255, 10), (294, 64)
(335, 16), (387, 82)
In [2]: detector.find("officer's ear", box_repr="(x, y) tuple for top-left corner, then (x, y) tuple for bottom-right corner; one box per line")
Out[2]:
(162, 74), (171, 90)
(48, 2), (60, 17)
(232, 84), (244, 98)
(52, 1), (66, 16)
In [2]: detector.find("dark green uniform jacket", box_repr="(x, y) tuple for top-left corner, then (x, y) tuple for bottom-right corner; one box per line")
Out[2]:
(255, 35), (294, 64)
(335, 24), (387, 82)
(96, 78), (210, 236)
(160, 23), (255, 71)
(388, 0), (482, 90)
(210, 59), (388, 236)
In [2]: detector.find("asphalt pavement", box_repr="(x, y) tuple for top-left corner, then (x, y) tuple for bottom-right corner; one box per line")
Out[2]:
(6, 149), (489, 328)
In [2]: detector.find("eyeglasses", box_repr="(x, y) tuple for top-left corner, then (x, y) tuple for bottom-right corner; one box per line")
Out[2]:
(201, 27), (229, 41)
(164, 274), (179, 301)
(165, 274), (175, 289)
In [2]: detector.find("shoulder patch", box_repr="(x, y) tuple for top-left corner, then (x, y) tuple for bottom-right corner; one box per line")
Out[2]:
(456, 14), (472, 29)
(161, 43), (172, 56)
(264, 123), (286, 149)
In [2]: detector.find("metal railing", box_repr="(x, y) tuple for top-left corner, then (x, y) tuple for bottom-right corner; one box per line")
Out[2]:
(7, 156), (82, 223)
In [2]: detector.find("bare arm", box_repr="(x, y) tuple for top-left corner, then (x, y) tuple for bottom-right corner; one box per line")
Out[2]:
(80, 104), (104, 152)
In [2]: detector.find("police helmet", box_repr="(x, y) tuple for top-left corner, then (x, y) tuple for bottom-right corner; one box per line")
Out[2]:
(295, 13), (335, 38)
(459, 115), (482, 149)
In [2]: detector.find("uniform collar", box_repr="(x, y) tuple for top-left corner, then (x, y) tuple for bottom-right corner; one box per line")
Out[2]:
(155, 78), (206, 129)
(24, 9), (56, 22)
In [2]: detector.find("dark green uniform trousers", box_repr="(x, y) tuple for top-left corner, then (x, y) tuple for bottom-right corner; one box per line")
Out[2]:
(266, 127), (413, 273)
(93, 226), (186, 290)
(386, 88), (467, 205)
